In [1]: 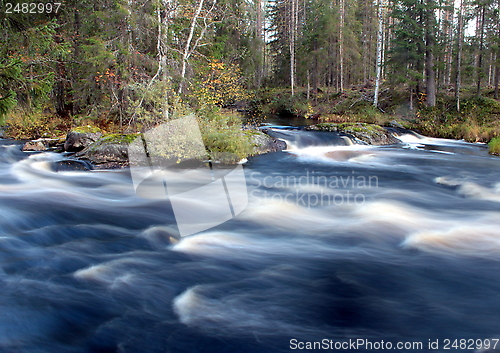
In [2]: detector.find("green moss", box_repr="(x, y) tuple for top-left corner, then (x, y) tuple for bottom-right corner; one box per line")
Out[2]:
(313, 122), (385, 134)
(488, 137), (500, 156)
(73, 125), (102, 133)
(242, 129), (261, 136)
(101, 133), (141, 144)
(314, 123), (339, 132)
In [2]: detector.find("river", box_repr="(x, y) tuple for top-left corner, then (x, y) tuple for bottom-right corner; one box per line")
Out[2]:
(1, 125), (500, 352)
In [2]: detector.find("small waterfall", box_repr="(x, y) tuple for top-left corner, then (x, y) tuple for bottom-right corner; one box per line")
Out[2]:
(262, 127), (355, 150)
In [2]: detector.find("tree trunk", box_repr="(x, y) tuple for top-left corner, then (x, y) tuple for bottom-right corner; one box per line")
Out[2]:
(410, 86), (414, 111)
(496, 0), (500, 99)
(160, 0), (172, 119)
(71, 8), (81, 114)
(289, 0), (296, 96)
(256, 0), (264, 87)
(425, 0), (436, 107)
(495, 59), (500, 99)
(455, 0), (464, 111)
(178, 0), (205, 95)
(476, 3), (486, 95)
(339, 0), (345, 92)
(382, 15), (389, 80)
(373, 0), (384, 107)
(313, 54), (318, 104)
(307, 70), (310, 101)
(488, 52), (493, 85)
(443, 0), (454, 87)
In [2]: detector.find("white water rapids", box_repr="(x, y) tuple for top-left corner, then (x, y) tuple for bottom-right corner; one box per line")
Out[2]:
(0, 130), (499, 352)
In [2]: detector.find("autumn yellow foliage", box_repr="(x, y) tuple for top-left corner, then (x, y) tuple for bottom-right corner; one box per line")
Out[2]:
(191, 60), (249, 108)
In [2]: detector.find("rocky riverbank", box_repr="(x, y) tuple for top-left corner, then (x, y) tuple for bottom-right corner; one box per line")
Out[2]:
(20, 127), (287, 170)
(305, 122), (401, 145)
(18, 121), (416, 170)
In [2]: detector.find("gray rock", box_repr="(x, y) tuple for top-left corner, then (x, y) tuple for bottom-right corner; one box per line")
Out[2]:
(22, 138), (63, 151)
(64, 131), (102, 152)
(389, 120), (405, 129)
(251, 130), (287, 155)
(75, 134), (136, 166)
(305, 123), (399, 145)
(22, 140), (49, 151)
(52, 159), (94, 172)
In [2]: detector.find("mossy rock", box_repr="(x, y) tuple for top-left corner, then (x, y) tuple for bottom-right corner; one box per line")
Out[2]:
(101, 133), (141, 144)
(75, 133), (140, 165)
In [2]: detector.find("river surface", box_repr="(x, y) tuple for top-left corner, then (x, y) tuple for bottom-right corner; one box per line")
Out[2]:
(1, 126), (500, 353)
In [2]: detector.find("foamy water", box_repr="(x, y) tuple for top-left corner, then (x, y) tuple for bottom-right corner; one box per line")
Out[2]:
(0, 133), (500, 352)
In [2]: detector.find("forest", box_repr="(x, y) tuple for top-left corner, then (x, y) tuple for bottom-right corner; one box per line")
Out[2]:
(0, 0), (500, 153)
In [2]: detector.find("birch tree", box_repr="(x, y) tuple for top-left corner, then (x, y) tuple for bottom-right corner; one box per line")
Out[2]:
(495, 0), (500, 99)
(475, 0), (487, 95)
(179, 0), (206, 94)
(425, 0), (437, 107)
(455, 0), (464, 111)
(339, 0), (345, 92)
(289, 0), (298, 96)
(373, 0), (385, 107)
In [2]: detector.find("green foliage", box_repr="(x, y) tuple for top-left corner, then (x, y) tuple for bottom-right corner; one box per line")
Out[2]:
(0, 59), (22, 121)
(73, 125), (103, 134)
(402, 94), (500, 142)
(5, 111), (64, 139)
(388, 0), (427, 93)
(126, 80), (179, 127)
(489, 137), (500, 156)
(253, 88), (314, 117)
(199, 112), (253, 162)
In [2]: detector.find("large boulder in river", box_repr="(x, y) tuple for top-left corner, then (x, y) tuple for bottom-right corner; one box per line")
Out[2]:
(75, 133), (140, 169)
(305, 123), (399, 145)
(64, 126), (103, 152)
(76, 129), (285, 169)
(52, 159), (94, 172)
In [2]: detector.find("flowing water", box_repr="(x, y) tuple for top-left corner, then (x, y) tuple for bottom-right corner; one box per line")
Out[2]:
(1, 127), (500, 353)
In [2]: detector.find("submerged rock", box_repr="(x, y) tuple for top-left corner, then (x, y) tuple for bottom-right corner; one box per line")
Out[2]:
(305, 123), (399, 145)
